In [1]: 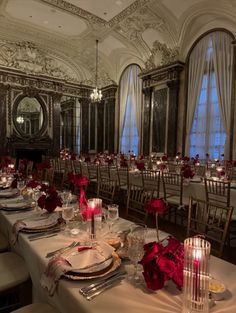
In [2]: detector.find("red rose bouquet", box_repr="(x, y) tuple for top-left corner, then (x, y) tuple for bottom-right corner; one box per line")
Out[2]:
(139, 236), (184, 291)
(181, 164), (194, 179)
(37, 184), (62, 213)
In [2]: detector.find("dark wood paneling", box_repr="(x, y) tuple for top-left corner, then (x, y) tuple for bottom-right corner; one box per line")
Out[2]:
(152, 88), (167, 152)
(97, 103), (104, 152)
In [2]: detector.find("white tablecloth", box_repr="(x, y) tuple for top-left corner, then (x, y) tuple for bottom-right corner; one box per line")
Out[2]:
(0, 209), (236, 313)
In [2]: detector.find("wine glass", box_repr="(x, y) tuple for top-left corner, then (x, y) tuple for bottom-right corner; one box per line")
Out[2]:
(107, 204), (119, 234)
(127, 224), (146, 284)
(17, 179), (26, 193)
(62, 205), (74, 233)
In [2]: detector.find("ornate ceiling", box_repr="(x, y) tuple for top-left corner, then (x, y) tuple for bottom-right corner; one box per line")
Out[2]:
(0, 0), (236, 87)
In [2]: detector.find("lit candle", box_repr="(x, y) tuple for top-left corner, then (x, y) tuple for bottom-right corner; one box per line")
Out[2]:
(89, 201), (96, 239)
(193, 244), (201, 302)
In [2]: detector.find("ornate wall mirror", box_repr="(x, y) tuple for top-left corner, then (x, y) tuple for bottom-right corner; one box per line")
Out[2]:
(13, 96), (47, 137)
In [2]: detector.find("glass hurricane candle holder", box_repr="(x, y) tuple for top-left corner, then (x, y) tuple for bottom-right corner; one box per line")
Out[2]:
(182, 237), (211, 313)
(87, 198), (102, 240)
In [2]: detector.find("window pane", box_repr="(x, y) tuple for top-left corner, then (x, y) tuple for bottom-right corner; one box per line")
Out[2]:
(189, 36), (226, 160)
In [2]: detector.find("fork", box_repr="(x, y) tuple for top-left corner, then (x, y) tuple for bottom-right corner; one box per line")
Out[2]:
(46, 241), (80, 258)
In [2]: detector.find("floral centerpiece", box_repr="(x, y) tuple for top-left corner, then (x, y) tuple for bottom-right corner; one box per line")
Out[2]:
(37, 184), (63, 213)
(139, 236), (184, 291)
(181, 164), (194, 179)
(144, 198), (166, 242)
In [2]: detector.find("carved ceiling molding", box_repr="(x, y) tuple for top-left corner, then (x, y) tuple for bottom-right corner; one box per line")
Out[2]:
(40, 0), (151, 27)
(0, 67), (94, 98)
(144, 41), (179, 71)
(0, 39), (81, 82)
(114, 5), (167, 41)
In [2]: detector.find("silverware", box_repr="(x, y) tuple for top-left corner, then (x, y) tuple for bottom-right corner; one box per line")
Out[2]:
(28, 228), (61, 240)
(80, 269), (126, 295)
(29, 233), (58, 241)
(46, 241), (80, 258)
(84, 274), (125, 300)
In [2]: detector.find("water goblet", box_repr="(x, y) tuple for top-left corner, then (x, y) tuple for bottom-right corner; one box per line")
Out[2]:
(127, 224), (146, 284)
(107, 204), (119, 234)
(62, 205), (74, 234)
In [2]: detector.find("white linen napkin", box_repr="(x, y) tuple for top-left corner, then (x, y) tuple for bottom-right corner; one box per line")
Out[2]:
(11, 213), (59, 244)
(41, 241), (114, 296)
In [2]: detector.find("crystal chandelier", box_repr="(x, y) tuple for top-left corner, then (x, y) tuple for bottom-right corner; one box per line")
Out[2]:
(16, 116), (24, 124)
(90, 40), (102, 102)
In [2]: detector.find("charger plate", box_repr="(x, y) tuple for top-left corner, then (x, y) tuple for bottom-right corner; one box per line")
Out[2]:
(0, 189), (19, 198)
(0, 201), (34, 211)
(20, 215), (60, 233)
(64, 252), (121, 280)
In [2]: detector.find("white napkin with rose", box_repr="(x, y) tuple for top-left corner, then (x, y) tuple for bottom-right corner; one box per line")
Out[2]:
(41, 241), (114, 296)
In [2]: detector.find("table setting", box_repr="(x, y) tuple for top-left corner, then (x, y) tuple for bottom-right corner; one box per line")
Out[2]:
(0, 174), (235, 313)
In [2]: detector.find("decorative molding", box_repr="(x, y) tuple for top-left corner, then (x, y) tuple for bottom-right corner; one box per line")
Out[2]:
(40, 0), (151, 27)
(140, 61), (185, 89)
(144, 41), (179, 70)
(0, 40), (79, 82)
(0, 67), (94, 97)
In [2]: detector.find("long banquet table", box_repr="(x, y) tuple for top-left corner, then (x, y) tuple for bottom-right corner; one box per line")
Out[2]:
(0, 208), (236, 313)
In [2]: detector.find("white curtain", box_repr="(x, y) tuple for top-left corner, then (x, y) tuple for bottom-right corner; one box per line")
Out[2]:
(185, 35), (209, 154)
(130, 65), (142, 139)
(119, 67), (131, 151)
(211, 32), (233, 159)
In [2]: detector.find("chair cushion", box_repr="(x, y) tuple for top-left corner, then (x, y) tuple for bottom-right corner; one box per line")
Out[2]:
(0, 252), (29, 292)
(0, 233), (8, 252)
(11, 303), (59, 313)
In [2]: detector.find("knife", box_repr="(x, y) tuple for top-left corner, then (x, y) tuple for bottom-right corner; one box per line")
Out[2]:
(85, 275), (125, 300)
(80, 269), (126, 295)
(29, 233), (58, 241)
(28, 228), (61, 240)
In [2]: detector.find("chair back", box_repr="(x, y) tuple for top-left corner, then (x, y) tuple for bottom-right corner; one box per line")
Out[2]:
(141, 170), (160, 197)
(117, 167), (129, 189)
(187, 197), (233, 257)
(126, 184), (152, 223)
(161, 172), (183, 205)
(97, 179), (117, 204)
(204, 178), (230, 207)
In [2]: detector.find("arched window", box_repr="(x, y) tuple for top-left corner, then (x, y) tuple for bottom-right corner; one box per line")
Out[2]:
(119, 64), (142, 155)
(186, 31), (233, 159)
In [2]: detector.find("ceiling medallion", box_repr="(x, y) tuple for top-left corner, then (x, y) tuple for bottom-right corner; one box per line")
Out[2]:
(90, 40), (102, 103)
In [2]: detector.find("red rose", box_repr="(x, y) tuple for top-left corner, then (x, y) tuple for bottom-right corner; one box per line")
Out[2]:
(144, 198), (166, 215)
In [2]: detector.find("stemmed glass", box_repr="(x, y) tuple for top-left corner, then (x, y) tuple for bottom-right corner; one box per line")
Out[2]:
(62, 206), (74, 234)
(127, 224), (146, 284)
(107, 204), (119, 234)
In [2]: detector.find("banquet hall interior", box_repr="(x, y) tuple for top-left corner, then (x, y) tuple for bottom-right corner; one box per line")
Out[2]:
(0, 1), (236, 313)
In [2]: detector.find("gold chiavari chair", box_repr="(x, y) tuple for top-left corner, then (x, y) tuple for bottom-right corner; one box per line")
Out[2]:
(72, 160), (82, 174)
(97, 179), (117, 205)
(141, 170), (161, 198)
(161, 172), (190, 224)
(187, 197), (233, 258)
(204, 178), (231, 207)
(126, 184), (152, 224)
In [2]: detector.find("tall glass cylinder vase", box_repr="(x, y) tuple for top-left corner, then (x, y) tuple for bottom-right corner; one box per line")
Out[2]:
(182, 237), (211, 313)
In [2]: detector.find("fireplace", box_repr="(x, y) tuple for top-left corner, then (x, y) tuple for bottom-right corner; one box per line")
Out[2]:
(15, 148), (47, 168)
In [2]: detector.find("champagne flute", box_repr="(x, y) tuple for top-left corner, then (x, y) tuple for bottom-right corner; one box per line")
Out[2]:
(62, 206), (74, 233)
(107, 204), (119, 234)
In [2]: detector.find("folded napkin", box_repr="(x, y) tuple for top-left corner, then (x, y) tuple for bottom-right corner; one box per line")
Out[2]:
(11, 213), (59, 244)
(0, 188), (19, 198)
(41, 241), (114, 296)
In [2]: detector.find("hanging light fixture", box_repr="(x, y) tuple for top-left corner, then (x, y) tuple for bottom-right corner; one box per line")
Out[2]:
(90, 40), (102, 102)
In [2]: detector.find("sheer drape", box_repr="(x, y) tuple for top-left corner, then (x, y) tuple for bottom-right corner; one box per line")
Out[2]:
(211, 32), (233, 159)
(185, 36), (209, 154)
(119, 67), (130, 150)
(130, 65), (142, 138)
(119, 64), (141, 154)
